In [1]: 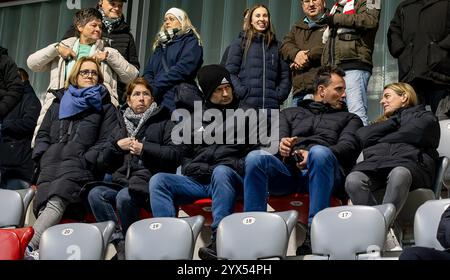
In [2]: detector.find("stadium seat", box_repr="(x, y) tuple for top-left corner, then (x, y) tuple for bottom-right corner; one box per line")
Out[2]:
(310, 205), (390, 260)
(414, 199), (450, 250)
(438, 119), (450, 198)
(125, 215), (205, 260)
(0, 189), (25, 228)
(39, 221), (115, 260)
(216, 210), (298, 260)
(0, 227), (34, 260)
(179, 198), (244, 226)
(268, 193), (344, 225)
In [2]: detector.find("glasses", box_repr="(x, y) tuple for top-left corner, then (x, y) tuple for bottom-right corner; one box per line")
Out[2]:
(302, 0), (321, 5)
(131, 91), (152, 98)
(78, 69), (98, 78)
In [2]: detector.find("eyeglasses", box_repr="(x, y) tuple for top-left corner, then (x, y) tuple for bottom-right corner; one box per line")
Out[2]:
(78, 69), (99, 78)
(131, 91), (152, 98)
(302, 0), (321, 5)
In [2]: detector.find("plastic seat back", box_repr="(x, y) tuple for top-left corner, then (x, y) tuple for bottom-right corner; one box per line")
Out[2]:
(0, 227), (34, 260)
(414, 199), (450, 250)
(40, 223), (105, 260)
(438, 119), (450, 197)
(311, 205), (386, 260)
(0, 189), (24, 228)
(216, 211), (296, 260)
(125, 216), (204, 260)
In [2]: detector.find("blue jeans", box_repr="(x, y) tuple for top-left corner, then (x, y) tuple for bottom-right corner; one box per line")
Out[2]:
(88, 186), (148, 236)
(344, 70), (371, 126)
(0, 178), (30, 190)
(244, 146), (344, 224)
(149, 165), (243, 236)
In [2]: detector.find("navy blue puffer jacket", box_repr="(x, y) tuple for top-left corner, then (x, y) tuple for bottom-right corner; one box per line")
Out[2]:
(225, 32), (291, 109)
(144, 31), (203, 111)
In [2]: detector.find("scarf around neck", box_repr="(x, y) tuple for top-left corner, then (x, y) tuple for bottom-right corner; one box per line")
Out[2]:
(123, 102), (158, 137)
(99, 8), (123, 34)
(59, 84), (104, 120)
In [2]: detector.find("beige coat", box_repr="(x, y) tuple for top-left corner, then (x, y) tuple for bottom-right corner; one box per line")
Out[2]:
(27, 37), (139, 146)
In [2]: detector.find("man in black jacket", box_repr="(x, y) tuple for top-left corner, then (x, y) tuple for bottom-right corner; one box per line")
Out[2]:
(0, 46), (23, 122)
(388, 0), (450, 115)
(149, 65), (254, 260)
(400, 205), (450, 260)
(0, 68), (41, 189)
(244, 65), (362, 255)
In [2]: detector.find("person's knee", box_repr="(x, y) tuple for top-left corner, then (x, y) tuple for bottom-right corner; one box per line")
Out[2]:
(116, 189), (131, 209)
(389, 167), (412, 182)
(309, 145), (334, 164)
(148, 173), (170, 195)
(345, 172), (366, 194)
(88, 186), (105, 204)
(245, 150), (271, 169)
(211, 165), (234, 181)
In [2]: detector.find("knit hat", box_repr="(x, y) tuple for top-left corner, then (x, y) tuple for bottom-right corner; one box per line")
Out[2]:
(197, 64), (232, 100)
(165, 7), (185, 23)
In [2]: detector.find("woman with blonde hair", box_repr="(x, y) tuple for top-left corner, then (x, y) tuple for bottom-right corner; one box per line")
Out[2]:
(25, 57), (117, 259)
(225, 4), (291, 109)
(143, 7), (203, 111)
(345, 82), (440, 217)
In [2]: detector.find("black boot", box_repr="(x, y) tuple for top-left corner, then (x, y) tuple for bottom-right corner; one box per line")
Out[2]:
(198, 242), (217, 260)
(296, 227), (312, 256)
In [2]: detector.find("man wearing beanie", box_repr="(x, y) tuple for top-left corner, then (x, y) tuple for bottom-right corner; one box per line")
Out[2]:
(149, 64), (255, 260)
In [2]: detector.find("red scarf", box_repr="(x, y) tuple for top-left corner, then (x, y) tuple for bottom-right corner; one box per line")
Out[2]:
(330, 0), (356, 16)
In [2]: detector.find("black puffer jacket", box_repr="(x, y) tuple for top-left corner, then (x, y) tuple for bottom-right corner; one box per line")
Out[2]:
(32, 87), (117, 215)
(280, 100), (363, 174)
(176, 87), (255, 184)
(102, 106), (182, 194)
(0, 47), (23, 120)
(352, 105), (440, 190)
(437, 206), (450, 249)
(388, 0), (450, 85)
(0, 81), (41, 182)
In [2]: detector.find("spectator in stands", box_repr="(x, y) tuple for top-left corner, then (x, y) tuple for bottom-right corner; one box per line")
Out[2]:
(25, 57), (117, 259)
(63, 0), (140, 104)
(87, 77), (182, 260)
(149, 65), (254, 260)
(399, 205), (450, 260)
(280, 0), (327, 106)
(244, 66), (362, 255)
(219, 8), (249, 66)
(388, 0), (450, 118)
(225, 4), (291, 110)
(319, 0), (381, 125)
(0, 46), (23, 122)
(345, 83), (439, 218)
(27, 8), (138, 145)
(0, 68), (41, 190)
(143, 7), (203, 112)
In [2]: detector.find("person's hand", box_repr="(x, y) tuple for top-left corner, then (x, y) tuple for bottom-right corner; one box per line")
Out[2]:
(294, 50), (309, 69)
(94, 51), (109, 62)
(57, 44), (76, 61)
(279, 137), (298, 157)
(130, 139), (143, 155)
(295, 150), (309, 170)
(117, 137), (133, 151)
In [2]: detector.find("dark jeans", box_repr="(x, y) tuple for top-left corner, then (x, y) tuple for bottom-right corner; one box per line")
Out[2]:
(88, 186), (149, 236)
(400, 247), (450, 260)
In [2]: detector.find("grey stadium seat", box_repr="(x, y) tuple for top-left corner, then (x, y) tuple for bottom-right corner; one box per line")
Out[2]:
(310, 205), (389, 260)
(39, 221), (115, 260)
(0, 189), (24, 228)
(414, 198), (450, 250)
(216, 210), (298, 260)
(125, 215), (205, 260)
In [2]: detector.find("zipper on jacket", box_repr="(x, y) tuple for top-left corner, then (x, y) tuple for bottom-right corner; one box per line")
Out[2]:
(262, 41), (266, 109)
(330, 28), (336, 66)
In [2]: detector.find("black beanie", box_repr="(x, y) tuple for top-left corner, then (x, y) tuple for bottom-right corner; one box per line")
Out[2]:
(197, 64), (232, 100)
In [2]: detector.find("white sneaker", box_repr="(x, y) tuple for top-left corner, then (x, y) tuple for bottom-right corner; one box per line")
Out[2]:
(24, 246), (39, 260)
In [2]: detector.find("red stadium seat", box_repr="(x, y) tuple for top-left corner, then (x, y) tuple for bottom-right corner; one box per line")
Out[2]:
(0, 227), (34, 260)
(268, 193), (345, 225)
(180, 198), (244, 226)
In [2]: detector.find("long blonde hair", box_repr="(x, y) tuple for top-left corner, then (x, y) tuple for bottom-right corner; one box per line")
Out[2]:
(152, 8), (203, 50)
(375, 82), (418, 123)
(242, 4), (276, 60)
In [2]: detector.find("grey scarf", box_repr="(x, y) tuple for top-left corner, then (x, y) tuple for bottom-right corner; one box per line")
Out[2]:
(99, 8), (122, 34)
(123, 102), (158, 137)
